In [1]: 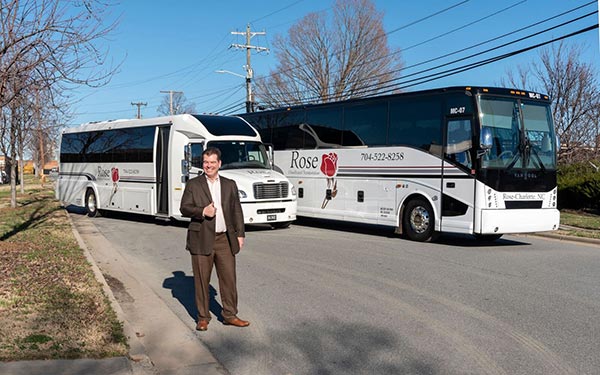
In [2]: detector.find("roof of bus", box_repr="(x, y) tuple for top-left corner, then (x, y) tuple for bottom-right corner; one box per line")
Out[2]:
(62, 114), (258, 138)
(239, 86), (551, 116)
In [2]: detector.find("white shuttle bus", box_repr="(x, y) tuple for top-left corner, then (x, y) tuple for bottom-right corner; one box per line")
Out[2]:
(57, 114), (297, 227)
(241, 86), (560, 241)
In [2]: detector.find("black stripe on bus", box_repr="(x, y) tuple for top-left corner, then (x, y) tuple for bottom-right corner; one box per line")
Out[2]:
(118, 179), (157, 184)
(335, 173), (474, 179)
(59, 172), (96, 181)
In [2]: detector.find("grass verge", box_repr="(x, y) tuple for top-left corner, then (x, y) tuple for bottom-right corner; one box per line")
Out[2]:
(0, 176), (127, 361)
(556, 209), (600, 240)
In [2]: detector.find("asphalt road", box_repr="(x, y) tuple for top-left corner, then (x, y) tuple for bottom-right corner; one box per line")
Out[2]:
(77, 211), (600, 375)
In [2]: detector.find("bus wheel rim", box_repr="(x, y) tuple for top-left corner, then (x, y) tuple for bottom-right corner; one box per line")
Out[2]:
(410, 206), (429, 234)
(88, 194), (96, 212)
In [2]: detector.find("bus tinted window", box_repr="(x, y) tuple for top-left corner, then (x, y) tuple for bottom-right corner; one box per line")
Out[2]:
(388, 98), (442, 151)
(111, 127), (155, 162)
(243, 114), (270, 143)
(344, 101), (387, 146)
(60, 126), (155, 163)
(194, 115), (257, 137)
(305, 106), (343, 146)
(271, 111), (306, 150)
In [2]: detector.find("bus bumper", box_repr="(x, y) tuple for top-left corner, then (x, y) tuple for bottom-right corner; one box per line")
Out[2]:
(241, 200), (297, 225)
(478, 208), (560, 234)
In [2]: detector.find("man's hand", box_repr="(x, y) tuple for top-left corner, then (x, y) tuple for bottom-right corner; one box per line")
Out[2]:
(203, 202), (216, 218)
(237, 237), (245, 250)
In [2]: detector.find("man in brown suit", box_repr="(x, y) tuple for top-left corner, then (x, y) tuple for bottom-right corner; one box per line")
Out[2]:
(180, 147), (249, 331)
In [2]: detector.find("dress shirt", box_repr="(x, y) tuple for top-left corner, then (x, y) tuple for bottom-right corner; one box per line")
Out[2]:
(206, 175), (227, 233)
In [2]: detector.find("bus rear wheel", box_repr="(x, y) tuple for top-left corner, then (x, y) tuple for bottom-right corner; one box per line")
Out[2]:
(403, 198), (436, 242)
(85, 189), (99, 217)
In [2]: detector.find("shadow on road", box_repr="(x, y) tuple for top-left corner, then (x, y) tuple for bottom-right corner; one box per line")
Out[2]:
(162, 271), (224, 322)
(211, 317), (442, 375)
(295, 217), (530, 247)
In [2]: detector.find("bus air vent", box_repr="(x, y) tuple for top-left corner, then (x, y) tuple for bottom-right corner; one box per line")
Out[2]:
(253, 182), (289, 199)
(505, 201), (542, 209)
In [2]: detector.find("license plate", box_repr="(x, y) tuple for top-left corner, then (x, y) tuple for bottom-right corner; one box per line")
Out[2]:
(267, 215), (277, 221)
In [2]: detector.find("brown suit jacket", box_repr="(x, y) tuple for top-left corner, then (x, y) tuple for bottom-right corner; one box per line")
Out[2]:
(180, 174), (245, 255)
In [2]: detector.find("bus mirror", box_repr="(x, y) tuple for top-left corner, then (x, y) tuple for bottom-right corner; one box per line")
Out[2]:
(266, 143), (275, 169)
(183, 144), (191, 162)
(480, 127), (493, 150)
(181, 160), (190, 176)
(555, 135), (560, 153)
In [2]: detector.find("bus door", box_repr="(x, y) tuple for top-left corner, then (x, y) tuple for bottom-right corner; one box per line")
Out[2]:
(441, 118), (476, 234)
(156, 126), (170, 215)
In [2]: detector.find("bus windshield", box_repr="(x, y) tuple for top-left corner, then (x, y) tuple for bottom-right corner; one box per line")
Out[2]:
(208, 141), (270, 170)
(478, 97), (556, 171)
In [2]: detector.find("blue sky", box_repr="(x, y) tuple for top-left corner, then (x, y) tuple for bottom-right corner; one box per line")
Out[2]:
(68, 0), (600, 127)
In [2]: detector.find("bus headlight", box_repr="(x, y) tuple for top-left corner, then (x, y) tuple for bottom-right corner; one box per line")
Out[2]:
(291, 186), (297, 196)
(239, 190), (247, 199)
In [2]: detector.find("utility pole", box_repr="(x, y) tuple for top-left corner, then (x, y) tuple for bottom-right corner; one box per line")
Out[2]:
(131, 101), (147, 119)
(160, 90), (183, 115)
(230, 24), (269, 113)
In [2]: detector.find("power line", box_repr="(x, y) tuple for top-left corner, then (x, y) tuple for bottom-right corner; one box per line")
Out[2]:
(250, 0), (306, 24)
(258, 6), (598, 106)
(349, 13), (599, 101)
(253, 0), (472, 85)
(373, 24), (599, 96)
(327, 24), (599, 103)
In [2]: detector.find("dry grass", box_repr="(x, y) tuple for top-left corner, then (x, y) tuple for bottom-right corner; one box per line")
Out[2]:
(0, 176), (127, 361)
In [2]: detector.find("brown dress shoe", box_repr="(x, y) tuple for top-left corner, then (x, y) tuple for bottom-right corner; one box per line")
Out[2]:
(223, 317), (250, 327)
(196, 320), (208, 331)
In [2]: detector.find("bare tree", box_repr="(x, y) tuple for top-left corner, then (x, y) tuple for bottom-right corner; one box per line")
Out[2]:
(0, 0), (120, 208)
(502, 41), (600, 163)
(157, 92), (196, 116)
(255, 0), (402, 108)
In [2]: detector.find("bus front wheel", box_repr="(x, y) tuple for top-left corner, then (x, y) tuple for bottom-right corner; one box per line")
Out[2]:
(403, 198), (436, 242)
(85, 189), (99, 217)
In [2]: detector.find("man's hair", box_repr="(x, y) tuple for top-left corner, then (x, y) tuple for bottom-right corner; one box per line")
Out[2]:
(202, 147), (221, 161)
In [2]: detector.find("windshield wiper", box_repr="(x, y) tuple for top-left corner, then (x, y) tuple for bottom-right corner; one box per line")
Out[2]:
(505, 148), (521, 172)
(527, 141), (546, 172)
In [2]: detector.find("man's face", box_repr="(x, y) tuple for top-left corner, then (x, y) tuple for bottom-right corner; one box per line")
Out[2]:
(203, 153), (221, 179)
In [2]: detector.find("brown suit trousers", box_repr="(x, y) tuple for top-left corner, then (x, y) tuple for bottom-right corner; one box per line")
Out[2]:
(190, 233), (238, 322)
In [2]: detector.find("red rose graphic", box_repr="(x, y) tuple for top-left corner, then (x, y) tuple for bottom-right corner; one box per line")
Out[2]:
(320, 153), (338, 177)
(111, 167), (119, 183)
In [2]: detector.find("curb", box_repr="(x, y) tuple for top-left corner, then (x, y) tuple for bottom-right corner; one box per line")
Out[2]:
(527, 231), (600, 246)
(67, 212), (157, 374)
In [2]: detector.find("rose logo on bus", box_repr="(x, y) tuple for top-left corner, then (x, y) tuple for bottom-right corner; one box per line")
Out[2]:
(320, 152), (338, 177)
(320, 153), (338, 209)
(111, 167), (120, 183)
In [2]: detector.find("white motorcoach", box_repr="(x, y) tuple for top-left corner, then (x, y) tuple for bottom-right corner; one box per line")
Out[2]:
(57, 114), (297, 227)
(241, 86), (560, 241)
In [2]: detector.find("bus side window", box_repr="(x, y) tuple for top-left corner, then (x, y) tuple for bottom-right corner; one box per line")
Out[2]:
(446, 119), (472, 169)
